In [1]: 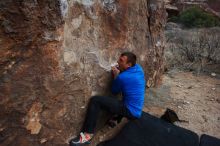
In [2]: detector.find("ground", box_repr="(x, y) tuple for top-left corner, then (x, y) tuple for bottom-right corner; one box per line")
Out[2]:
(144, 70), (220, 139)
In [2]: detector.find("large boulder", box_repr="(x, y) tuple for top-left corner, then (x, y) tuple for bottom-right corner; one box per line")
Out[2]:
(0, 0), (166, 145)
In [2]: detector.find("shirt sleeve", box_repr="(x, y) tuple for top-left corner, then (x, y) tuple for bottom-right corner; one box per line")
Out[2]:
(111, 75), (122, 95)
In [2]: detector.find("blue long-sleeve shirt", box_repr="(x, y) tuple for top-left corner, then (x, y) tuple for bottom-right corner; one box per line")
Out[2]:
(111, 64), (145, 118)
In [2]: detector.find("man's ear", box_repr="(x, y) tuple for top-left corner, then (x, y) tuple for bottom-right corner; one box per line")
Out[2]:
(127, 62), (132, 67)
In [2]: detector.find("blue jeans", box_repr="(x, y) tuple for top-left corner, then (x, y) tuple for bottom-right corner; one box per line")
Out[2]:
(82, 96), (135, 133)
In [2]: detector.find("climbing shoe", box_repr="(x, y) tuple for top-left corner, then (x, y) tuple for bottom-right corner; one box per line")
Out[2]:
(69, 132), (92, 146)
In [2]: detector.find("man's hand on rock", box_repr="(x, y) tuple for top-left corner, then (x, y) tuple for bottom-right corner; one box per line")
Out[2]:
(111, 66), (120, 79)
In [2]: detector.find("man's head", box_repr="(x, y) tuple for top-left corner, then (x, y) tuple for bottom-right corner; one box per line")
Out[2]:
(117, 52), (136, 71)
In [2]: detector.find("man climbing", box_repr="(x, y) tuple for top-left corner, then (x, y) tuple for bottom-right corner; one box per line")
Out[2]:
(69, 52), (146, 146)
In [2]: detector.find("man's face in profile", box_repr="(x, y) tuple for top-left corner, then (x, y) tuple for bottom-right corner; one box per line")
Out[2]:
(117, 55), (131, 71)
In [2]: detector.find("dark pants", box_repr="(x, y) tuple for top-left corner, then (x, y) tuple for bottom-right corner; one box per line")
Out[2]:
(82, 96), (135, 133)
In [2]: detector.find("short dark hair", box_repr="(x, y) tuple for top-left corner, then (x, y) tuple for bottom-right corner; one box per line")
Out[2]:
(121, 52), (136, 66)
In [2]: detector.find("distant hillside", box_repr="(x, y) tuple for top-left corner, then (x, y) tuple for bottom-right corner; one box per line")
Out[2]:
(169, 6), (220, 28)
(166, 0), (220, 18)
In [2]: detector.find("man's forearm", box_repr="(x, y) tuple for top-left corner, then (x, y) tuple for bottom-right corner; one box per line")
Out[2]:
(111, 66), (120, 79)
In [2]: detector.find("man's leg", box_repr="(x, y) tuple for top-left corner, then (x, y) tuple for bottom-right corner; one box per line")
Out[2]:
(82, 96), (125, 134)
(70, 96), (124, 145)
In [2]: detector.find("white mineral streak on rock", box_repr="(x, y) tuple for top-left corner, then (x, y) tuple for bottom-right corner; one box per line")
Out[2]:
(84, 6), (98, 20)
(81, 0), (94, 6)
(73, 0), (94, 6)
(102, 0), (117, 13)
(64, 51), (77, 65)
(87, 51), (112, 71)
(91, 91), (98, 96)
(140, 55), (145, 61)
(60, 0), (68, 17)
(150, 4), (157, 11)
(73, 0), (98, 19)
(111, 62), (118, 67)
(156, 41), (161, 47)
(71, 15), (82, 29)
(86, 48), (118, 72)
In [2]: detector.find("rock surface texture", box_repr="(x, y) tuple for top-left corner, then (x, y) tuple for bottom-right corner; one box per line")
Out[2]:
(0, 0), (166, 145)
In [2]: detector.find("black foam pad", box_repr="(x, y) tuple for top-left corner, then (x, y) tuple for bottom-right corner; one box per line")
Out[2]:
(97, 112), (199, 146)
(199, 134), (220, 146)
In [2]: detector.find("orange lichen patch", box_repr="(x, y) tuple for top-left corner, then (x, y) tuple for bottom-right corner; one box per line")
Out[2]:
(26, 102), (42, 134)
(40, 41), (62, 77)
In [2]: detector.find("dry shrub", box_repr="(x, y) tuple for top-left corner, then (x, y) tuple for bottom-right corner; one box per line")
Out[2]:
(165, 26), (220, 73)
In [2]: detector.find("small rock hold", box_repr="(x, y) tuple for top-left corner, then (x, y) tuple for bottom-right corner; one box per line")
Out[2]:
(202, 115), (208, 122)
(212, 88), (216, 91)
(176, 85), (182, 88)
(99, 135), (104, 141)
(80, 106), (85, 109)
(187, 86), (193, 89)
(156, 41), (161, 47)
(177, 106), (182, 109)
(184, 101), (190, 104)
(40, 138), (47, 143)
(0, 127), (5, 132)
(184, 91), (189, 94)
(211, 73), (216, 77)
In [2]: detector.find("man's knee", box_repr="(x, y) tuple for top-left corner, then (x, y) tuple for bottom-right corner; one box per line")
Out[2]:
(90, 96), (103, 103)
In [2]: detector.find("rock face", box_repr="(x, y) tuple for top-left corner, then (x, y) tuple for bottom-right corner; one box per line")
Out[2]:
(0, 0), (166, 145)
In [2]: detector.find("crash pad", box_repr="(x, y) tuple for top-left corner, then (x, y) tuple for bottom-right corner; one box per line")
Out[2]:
(199, 134), (220, 146)
(97, 112), (199, 146)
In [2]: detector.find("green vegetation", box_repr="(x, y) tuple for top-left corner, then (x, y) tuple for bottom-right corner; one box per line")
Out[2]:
(169, 7), (220, 28)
